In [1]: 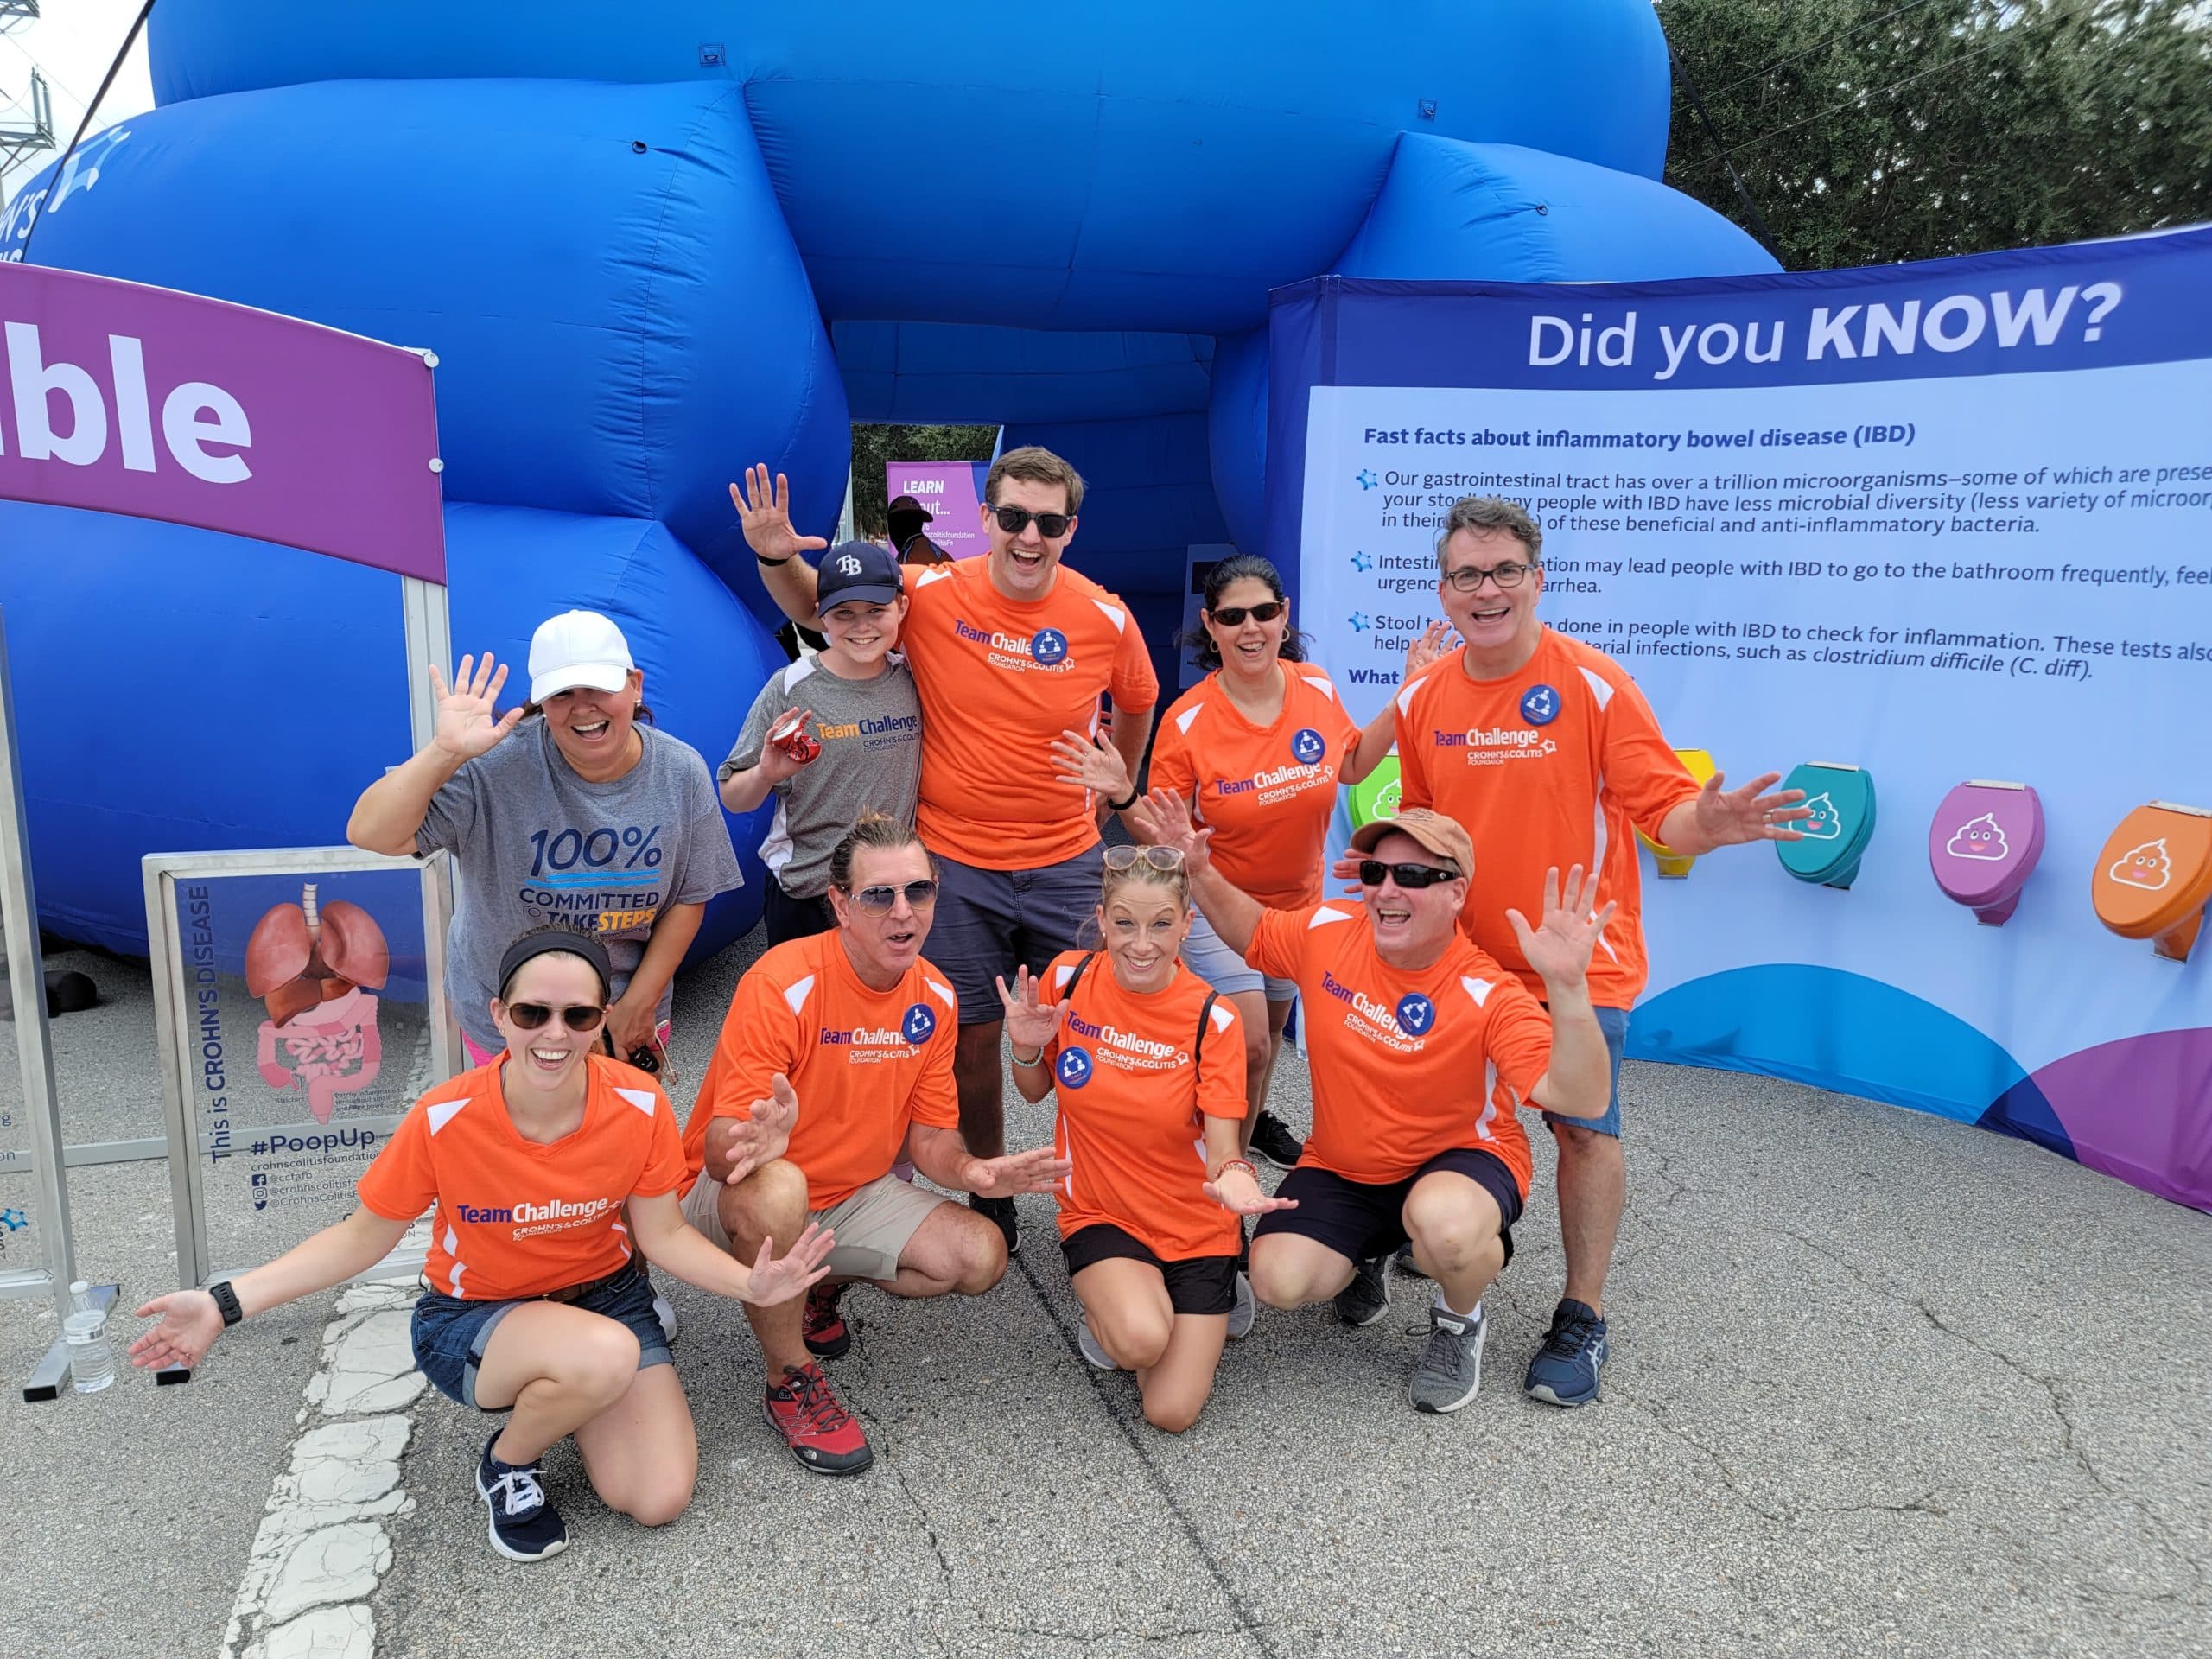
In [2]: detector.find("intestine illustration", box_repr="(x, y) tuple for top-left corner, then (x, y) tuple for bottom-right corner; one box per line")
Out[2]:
(1946, 812), (2011, 861)
(248, 885), (390, 1123)
(2107, 838), (2173, 892)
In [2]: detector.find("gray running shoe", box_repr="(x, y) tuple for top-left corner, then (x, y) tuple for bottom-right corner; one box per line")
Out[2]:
(1077, 1320), (1121, 1370)
(1408, 1302), (1487, 1414)
(1334, 1253), (1391, 1327)
(1227, 1270), (1256, 1340)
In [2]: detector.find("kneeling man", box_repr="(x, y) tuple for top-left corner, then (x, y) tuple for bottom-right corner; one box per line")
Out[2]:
(681, 810), (1068, 1474)
(1133, 797), (1612, 1413)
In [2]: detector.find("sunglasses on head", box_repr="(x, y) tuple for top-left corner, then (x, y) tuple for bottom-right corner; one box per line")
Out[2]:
(990, 505), (1073, 539)
(504, 1001), (607, 1032)
(1357, 859), (1459, 890)
(1209, 601), (1284, 626)
(845, 879), (940, 914)
(1103, 844), (1185, 873)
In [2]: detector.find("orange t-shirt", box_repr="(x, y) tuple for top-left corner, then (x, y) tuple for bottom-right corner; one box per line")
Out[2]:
(898, 556), (1159, 868)
(1244, 904), (1553, 1195)
(1041, 951), (1246, 1260)
(681, 931), (960, 1210)
(1394, 626), (1701, 1009)
(356, 1053), (689, 1301)
(1149, 664), (1363, 908)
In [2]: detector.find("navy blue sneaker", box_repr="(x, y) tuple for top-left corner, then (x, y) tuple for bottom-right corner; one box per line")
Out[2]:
(1523, 1298), (1609, 1408)
(476, 1433), (568, 1561)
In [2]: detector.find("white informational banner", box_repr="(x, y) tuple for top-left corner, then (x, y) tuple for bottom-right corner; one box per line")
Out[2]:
(1273, 231), (2212, 1210)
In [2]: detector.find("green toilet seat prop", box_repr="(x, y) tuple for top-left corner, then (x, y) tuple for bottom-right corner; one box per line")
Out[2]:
(1348, 754), (1402, 830)
(1776, 762), (1877, 890)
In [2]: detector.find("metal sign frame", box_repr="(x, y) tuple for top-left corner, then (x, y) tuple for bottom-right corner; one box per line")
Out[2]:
(143, 842), (457, 1292)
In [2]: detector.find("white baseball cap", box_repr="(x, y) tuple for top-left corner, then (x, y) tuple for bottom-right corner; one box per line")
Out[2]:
(528, 610), (635, 703)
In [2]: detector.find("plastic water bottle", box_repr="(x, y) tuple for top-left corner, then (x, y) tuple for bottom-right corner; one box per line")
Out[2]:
(63, 1310), (115, 1394)
(69, 1280), (99, 1317)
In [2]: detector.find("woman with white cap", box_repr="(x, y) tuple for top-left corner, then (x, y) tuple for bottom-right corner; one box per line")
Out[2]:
(348, 609), (744, 1074)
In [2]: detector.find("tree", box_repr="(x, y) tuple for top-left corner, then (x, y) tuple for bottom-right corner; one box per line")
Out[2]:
(1659, 0), (2212, 271)
(847, 423), (998, 541)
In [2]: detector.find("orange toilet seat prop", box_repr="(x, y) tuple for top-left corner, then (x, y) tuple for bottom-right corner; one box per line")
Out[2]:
(2091, 801), (2212, 963)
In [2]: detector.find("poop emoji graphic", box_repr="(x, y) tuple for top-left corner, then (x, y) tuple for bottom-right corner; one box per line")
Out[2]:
(248, 884), (389, 1123)
(1946, 812), (2010, 862)
(1797, 791), (1845, 841)
(2107, 838), (2173, 892)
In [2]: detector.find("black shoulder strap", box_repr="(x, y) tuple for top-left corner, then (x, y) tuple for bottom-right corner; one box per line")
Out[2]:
(1063, 952), (1098, 1005)
(1193, 989), (1220, 1065)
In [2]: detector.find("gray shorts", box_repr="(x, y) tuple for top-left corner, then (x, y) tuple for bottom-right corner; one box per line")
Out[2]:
(931, 845), (1105, 1026)
(683, 1168), (950, 1285)
(1180, 904), (1296, 1003)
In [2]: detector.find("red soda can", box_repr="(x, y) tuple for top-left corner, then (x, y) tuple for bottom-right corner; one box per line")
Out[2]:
(768, 709), (820, 766)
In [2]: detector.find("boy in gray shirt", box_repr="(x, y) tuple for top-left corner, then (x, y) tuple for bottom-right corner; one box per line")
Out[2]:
(721, 542), (923, 946)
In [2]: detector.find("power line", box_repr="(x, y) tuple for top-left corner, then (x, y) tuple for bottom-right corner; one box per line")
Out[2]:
(0, 29), (89, 113)
(1711, 23), (2018, 161)
(1665, 34), (1788, 264)
(1684, 0), (1959, 106)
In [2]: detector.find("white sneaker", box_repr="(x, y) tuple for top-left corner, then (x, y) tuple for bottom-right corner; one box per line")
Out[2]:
(1077, 1321), (1122, 1371)
(1227, 1271), (1256, 1340)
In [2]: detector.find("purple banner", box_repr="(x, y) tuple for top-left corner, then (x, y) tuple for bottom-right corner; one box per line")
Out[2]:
(0, 262), (444, 582)
(886, 460), (989, 560)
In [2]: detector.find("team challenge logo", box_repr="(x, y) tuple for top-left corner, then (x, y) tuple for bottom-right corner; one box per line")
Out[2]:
(954, 619), (1076, 672)
(1056, 1046), (1094, 1088)
(901, 1002), (937, 1043)
(1290, 727), (1326, 765)
(1520, 684), (1560, 726)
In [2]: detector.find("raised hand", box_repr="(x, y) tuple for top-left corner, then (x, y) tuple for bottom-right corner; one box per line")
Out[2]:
(129, 1289), (225, 1372)
(1050, 728), (1133, 802)
(429, 652), (524, 763)
(1504, 865), (1618, 989)
(1403, 620), (1460, 681)
(741, 1220), (836, 1307)
(994, 966), (1068, 1053)
(967, 1145), (1074, 1198)
(1203, 1165), (1300, 1217)
(1691, 770), (1810, 846)
(720, 1074), (800, 1186)
(1126, 789), (1214, 877)
(731, 464), (830, 568)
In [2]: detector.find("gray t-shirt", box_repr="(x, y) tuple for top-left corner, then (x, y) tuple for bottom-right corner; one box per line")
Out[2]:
(417, 720), (743, 1051)
(720, 655), (923, 899)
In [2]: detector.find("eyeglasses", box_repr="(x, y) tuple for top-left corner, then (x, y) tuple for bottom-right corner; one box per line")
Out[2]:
(1442, 561), (1536, 593)
(504, 1001), (607, 1032)
(1208, 601), (1284, 626)
(1103, 845), (1185, 873)
(845, 880), (940, 913)
(1357, 860), (1459, 889)
(990, 505), (1073, 539)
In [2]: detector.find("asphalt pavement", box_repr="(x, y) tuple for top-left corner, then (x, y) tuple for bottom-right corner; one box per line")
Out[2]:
(2, 932), (2207, 1658)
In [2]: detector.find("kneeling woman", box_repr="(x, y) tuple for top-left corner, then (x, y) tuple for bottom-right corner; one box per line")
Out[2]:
(999, 846), (1294, 1433)
(130, 927), (831, 1562)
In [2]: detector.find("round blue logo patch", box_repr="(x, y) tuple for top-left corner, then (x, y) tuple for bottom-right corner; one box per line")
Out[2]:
(1394, 993), (1436, 1037)
(1519, 683), (1561, 726)
(1289, 726), (1326, 766)
(900, 1002), (937, 1045)
(1055, 1046), (1094, 1089)
(1031, 628), (1070, 666)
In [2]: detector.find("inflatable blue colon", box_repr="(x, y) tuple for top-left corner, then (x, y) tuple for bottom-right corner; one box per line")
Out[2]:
(0, 0), (1776, 953)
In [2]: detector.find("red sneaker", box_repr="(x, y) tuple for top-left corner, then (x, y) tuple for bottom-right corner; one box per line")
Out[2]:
(803, 1282), (850, 1359)
(764, 1362), (873, 1476)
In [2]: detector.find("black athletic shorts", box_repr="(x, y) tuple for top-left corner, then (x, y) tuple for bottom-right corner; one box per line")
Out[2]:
(1251, 1147), (1522, 1267)
(1060, 1222), (1238, 1317)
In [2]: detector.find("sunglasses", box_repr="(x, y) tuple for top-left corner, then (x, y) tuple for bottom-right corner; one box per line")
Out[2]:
(505, 1001), (607, 1033)
(990, 505), (1073, 539)
(845, 879), (940, 913)
(1209, 601), (1284, 626)
(1357, 860), (1460, 890)
(1103, 844), (1185, 873)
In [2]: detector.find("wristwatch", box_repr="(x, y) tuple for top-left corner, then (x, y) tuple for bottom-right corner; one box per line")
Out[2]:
(208, 1281), (245, 1326)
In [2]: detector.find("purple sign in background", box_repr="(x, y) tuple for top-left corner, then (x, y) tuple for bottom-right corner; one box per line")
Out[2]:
(0, 262), (444, 582)
(886, 460), (989, 559)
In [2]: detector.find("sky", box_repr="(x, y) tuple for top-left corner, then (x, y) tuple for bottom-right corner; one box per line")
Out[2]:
(0, 1), (156, 207)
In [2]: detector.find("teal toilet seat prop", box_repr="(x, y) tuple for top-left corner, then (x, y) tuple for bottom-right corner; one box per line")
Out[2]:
(1777, 762), (1877, 890)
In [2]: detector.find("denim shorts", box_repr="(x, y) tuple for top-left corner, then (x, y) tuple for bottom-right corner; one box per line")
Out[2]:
(931, 845), (1104, 1026)
(1541, 1004), (1630, 1140)
(411, 1260), (672, 1410)
(1179, 905), (1297, 1004)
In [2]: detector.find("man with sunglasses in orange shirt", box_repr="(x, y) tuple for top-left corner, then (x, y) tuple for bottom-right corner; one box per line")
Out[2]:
(734, 449), (1158, 1258)
(1387, 496), (1807, 1408)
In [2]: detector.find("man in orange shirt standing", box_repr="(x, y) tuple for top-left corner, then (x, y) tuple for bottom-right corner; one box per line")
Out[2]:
(735, 450), (1159, 1256)
(1391, 496), (1807, 1408)
(679, 812), (1070, 1475)
(1135, 795), (1617, 1414)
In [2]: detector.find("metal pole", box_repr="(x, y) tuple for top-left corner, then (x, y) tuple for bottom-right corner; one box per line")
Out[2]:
(400, 575), (461, 1077)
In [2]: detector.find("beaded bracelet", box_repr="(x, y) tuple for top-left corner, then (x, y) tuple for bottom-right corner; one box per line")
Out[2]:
(1212, 1157), (1259, 1184)
(1010, 1045), (1046, 1067)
